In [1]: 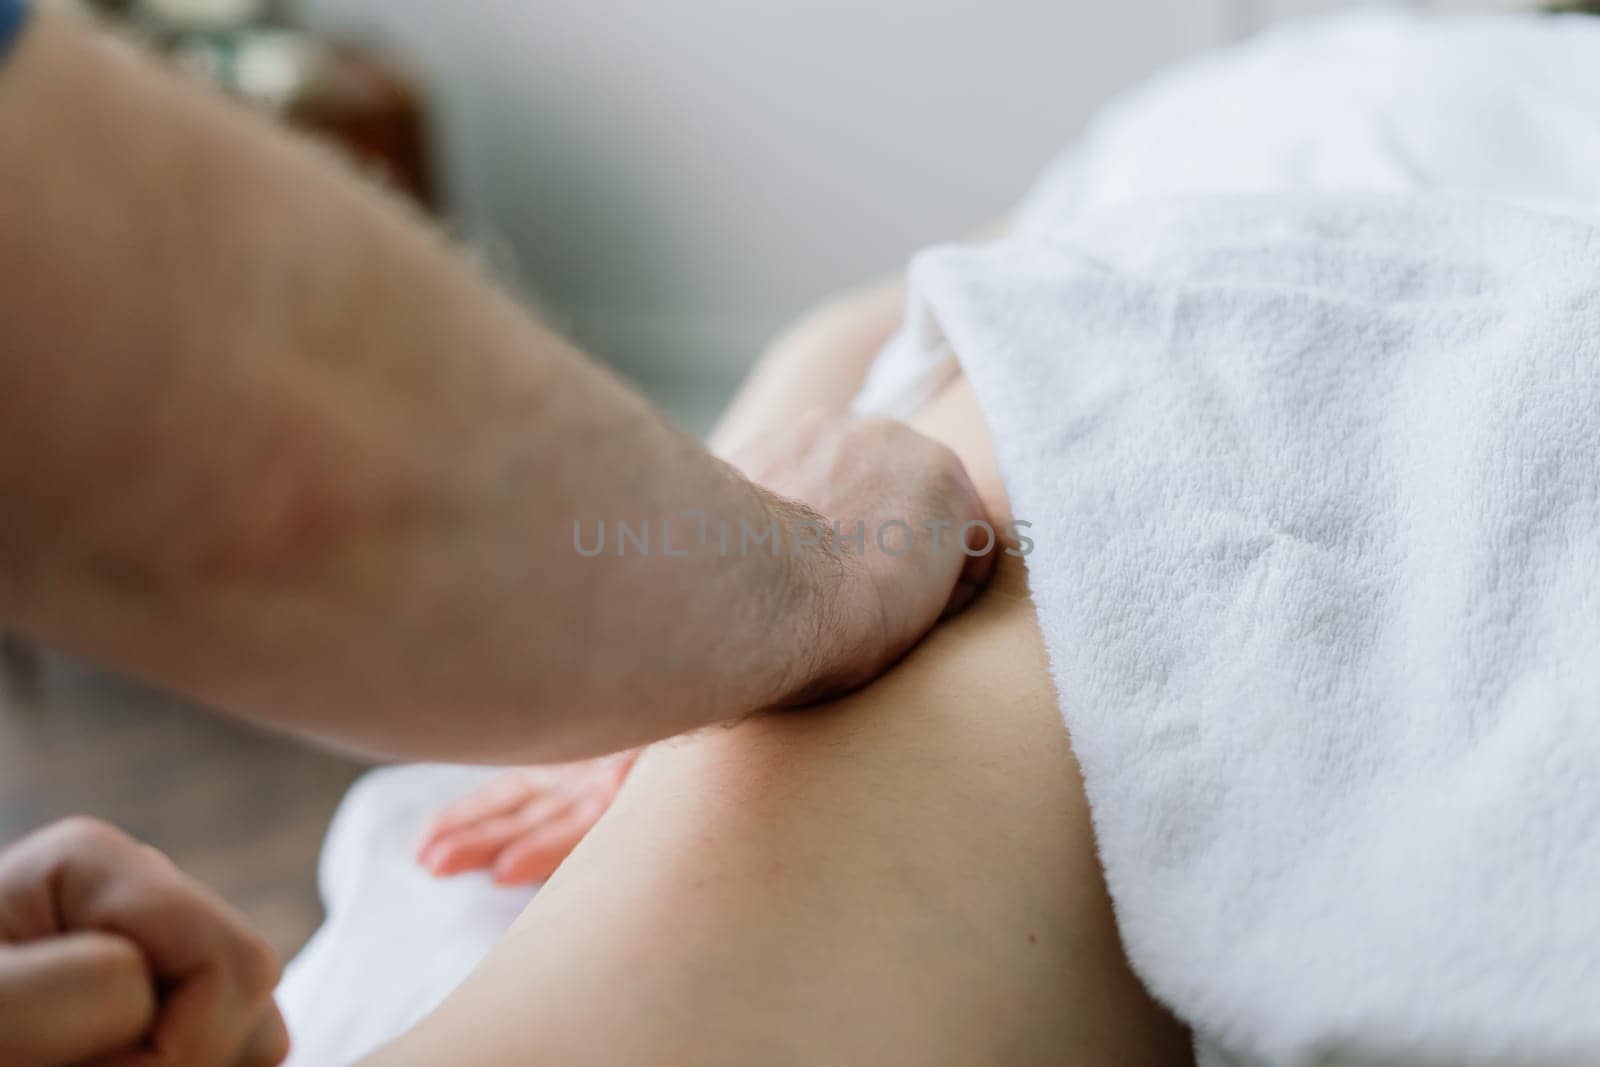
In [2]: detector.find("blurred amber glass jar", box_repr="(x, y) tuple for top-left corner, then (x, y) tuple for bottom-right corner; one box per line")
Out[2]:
(88, 0), (438, 210)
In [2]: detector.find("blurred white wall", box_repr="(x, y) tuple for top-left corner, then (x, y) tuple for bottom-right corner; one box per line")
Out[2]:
(296, 0), (1531, 426)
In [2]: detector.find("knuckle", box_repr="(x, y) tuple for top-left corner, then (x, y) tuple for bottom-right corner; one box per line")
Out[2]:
(135, 840), (182, 877)
(251, 1013), (293, 1067)
(95, 931), (145, 975)
(235, 934), (282, 998)
(83, 936), (157, 1042)
(95, 940), (152, 1003)
(49, 815), (127, 855)
(70, 930), (147, 987)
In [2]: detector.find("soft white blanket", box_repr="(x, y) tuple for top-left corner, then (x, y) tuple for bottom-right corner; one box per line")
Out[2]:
(886, 194), (1600, 1065)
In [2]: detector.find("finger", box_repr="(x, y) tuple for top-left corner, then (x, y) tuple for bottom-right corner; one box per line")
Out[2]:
(962, 522), (998, 581)
(601, 749), (643, 788)
(234, 1002), (291, 1067)
(474, 759), (636, 884)
(942, 578), (983, 619)
(958, 470), (998, 577)
(416, 771), (553, 846)
(595, 765), (633, 802)
(97, 877), (279, 1067)
(95, 966), (220, 1067)
(0, 933), (155, 1066)
(39, 820), (267, 989)
(939, 476), (997, 619)
(490, 800), (609, 887)
(419, 800), (574, 877)
(106, 951), (256, 1067)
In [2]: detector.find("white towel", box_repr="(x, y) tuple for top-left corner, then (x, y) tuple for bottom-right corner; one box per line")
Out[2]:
(277, 765), (529, 1066)
(887, 193), (1600, 1066)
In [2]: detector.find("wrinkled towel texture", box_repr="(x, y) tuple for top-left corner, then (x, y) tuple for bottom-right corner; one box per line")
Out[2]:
(283, 10), (1600, 1065)
(870, 194), (1600, 1066)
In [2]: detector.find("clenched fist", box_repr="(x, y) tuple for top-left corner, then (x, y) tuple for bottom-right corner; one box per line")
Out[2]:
(728, 413), (997, 705)
(0, 818), (289, 1067)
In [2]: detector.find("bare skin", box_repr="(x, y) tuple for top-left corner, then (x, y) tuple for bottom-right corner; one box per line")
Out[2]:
(370, 371), (1194, 1065)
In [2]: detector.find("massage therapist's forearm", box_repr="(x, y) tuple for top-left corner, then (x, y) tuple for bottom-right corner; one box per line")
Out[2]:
(0, 12), (882, 761)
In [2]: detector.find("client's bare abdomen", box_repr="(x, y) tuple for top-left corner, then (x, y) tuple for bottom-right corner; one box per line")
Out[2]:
(372, 381), (1191, 1066)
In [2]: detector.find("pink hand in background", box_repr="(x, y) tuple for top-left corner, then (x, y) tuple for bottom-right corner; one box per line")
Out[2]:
(415, 750), (640, 886)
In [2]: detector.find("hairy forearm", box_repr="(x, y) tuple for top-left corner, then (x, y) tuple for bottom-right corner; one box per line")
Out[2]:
(0, 12), (828, 761)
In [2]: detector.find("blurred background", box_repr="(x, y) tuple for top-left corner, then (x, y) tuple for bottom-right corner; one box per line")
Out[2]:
(2, 0), (1530, 961)
(295, 0), (1524, 433)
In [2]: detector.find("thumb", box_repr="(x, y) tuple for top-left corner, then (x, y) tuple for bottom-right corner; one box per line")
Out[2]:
(0, 932), (156, 1066)
(234, 1002), (292, 1067)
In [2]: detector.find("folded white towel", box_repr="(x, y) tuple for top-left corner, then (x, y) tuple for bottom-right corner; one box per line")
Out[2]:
(889, 193), (1600, 1066)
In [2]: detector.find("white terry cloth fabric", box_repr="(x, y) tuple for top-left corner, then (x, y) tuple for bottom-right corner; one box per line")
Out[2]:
(858, 6), (1600, 416)
(873, 193), (1600, 1065)
(277, 765), (528, 1066)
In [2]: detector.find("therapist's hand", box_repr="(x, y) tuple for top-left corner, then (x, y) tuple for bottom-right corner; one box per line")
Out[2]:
(0, 818), (289, 1067)
(729, 413), (997, 705)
